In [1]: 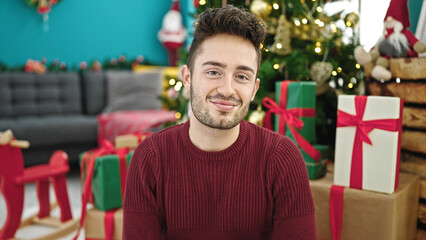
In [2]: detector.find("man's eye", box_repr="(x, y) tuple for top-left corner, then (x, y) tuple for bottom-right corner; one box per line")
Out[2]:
(207, 71), (219, 76)
(236, 75), (249, 81)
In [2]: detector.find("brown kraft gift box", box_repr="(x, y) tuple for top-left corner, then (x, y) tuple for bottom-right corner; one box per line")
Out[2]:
(85, 208), (123, 240)
(310, 172), (419, 240)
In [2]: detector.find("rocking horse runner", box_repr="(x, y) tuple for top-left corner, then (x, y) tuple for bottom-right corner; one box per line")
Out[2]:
(0, 130), (79, 240)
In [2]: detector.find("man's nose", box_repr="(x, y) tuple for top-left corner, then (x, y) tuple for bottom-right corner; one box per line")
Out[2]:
(217, 74), (235, 97)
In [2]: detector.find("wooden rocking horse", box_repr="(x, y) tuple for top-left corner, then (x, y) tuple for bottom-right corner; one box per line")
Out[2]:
(0, 130), (79, 240)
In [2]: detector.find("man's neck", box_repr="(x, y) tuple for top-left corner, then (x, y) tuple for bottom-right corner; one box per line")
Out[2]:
(188, 117), (240, 152)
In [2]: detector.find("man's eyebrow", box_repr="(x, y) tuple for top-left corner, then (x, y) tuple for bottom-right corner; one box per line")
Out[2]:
(202, 61), (254, 74)
(202, 61), (226, 68)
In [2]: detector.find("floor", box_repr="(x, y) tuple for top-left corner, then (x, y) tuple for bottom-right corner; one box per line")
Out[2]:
(0, 166), (85, 239)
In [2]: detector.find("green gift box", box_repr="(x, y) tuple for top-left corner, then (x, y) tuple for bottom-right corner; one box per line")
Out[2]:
(80, 151), (133, 211)
(274, 81), (316, 143)
(300, 144), (328, 180)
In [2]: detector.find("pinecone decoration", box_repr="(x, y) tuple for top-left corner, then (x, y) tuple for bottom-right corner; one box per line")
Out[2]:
(271, 15), (292, 55)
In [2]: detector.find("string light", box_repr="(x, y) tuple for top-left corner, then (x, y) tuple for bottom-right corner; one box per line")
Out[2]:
(346, 21), (352, 27)
(316, 6), (323, 12)
(332, 71), (337, 76)
(260, 43), (264, 49)
(337, 67), (342, 72)
(169, 79), (176, 85)
(273, 64), (280, 70)
(174, 81), (183, 91)
(355, 63), (361, 69)
(350, 77), (357, 84)
(396, 78), (401, 83)
(315, 47), (322, 53)
(348, 83), (354, 88)
(318, 21), (324, 27)
(175, 112), (182, 119)
(294, 19), (301, 26)
(330, 24), (337, 33)
(276, 43), (282, 49)
(273, 3), (279, 10)
(302, 18), (308, 24)
(264, 48), (270, 52)
(315, 19), (321, 24)
(199, 0), (206, 6)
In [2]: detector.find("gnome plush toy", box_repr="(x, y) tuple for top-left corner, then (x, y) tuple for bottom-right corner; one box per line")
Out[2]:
(158, 0), (187, 66)
(354, 0), (426, 81)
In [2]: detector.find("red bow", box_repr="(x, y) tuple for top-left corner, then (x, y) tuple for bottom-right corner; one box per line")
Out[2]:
(263, 81), (321, 161)
(337, 96), (402, 189)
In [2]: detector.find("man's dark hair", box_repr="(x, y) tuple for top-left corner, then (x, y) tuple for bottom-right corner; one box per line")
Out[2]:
(187, 5), (267, 74)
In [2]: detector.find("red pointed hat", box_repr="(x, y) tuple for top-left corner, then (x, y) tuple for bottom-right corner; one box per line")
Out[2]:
(171, 0), (180, 12)
(384, 0), (410, 28)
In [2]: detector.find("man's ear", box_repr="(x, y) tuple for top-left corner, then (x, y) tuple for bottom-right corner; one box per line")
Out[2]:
(181, 65), (191, 91)
(251, 78), (260, 101)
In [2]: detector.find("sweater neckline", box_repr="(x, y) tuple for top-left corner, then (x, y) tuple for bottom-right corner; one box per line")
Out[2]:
(181, 120), (248, 161)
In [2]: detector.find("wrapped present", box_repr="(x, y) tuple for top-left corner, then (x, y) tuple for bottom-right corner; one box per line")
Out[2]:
(80, 142), (133, 211)
(263, 80), (321, 164)
(85, 208), (123, 240)
(274, 81), (317, 143)
(114, 132), (152, 149)
(334, 95), (403, 194)
(301, 144), (328, 180)
(310, 172), (419, 240)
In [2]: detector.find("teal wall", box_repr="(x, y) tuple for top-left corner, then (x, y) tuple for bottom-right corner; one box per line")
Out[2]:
(0, 0), (193, 67)
(409, 0), (423, 32)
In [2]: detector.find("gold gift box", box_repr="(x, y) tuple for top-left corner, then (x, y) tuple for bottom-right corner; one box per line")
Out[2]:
(310, 172), (419, 240)
(85, 208), (123, 240)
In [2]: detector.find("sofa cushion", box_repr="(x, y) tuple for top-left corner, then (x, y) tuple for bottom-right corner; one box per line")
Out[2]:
(81, 72), (106, 115)
(102, 70), (163, 113)
(0, 115), (97, 148)
(0, 72), (82, 117)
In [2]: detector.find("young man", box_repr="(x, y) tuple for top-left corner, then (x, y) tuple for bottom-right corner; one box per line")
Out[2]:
(123, 6), (317, 240)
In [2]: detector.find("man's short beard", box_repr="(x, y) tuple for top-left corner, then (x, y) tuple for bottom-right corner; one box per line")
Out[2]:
(190, 84), (248, 130)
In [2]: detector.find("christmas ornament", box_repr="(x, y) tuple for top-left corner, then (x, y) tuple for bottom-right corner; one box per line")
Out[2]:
(344, 12), (359, 27)
(271, 15), (292, 55)
(310, 61), (333, 95)
(248, 105), (265, 126)
(250, 0), (272, 19)
(158, 0), (187, 66)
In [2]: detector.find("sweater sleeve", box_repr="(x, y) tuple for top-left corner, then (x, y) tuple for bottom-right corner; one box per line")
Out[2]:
(123, 139), (164, 240)
(270, 137), (317, 240)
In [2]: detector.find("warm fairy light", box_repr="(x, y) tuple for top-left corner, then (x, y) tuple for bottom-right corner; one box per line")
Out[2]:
(199, 0), (206, 6)
(396, 78), (401, 83)
(317, 6), (323, 12)
(331, 24), (337, 33)
(315, 19), (321, 24)
(174, 81), (183, 91)
(302, 18), (308, 24)
(169, 79), (176, 85)
(315, 41), (321, 46)
(276, 43), (282, 49)
(273, 3), (279, 10)
(264, 48), (270, 52)
(355, 63), (361, 69)
(350, 77), (357, 84)
(273, 64), (280, 70)
(332, 71), (337, 76)
(348, 83), (354, 88)
(337, 67), (342, 72)
(175, 112), (182, 119)
(315, 47), (322, 53)
(260, 43), (264, 49)
(294, 19), (301, 26)
(318, 21), (324, 27)
(346, 21), (352, 27)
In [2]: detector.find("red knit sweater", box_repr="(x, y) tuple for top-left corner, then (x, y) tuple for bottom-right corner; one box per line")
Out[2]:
(123, 120), (317, 240)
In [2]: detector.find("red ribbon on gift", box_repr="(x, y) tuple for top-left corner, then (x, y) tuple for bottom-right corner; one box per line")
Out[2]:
(330, 185), (345, 240)
(74, 140), (130, 240)
(337, 96), (402, 190)
(263, 81), (321, 161)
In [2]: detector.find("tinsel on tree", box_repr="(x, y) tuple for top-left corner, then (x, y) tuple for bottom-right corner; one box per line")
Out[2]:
(189, 0), (364, 147)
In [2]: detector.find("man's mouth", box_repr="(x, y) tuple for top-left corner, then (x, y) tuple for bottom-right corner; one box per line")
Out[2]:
(210, 100), (239, 111)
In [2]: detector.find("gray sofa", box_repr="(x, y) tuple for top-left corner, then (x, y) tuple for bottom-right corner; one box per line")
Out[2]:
(0, 70), (165, 166)
(0, 72), (109, 166)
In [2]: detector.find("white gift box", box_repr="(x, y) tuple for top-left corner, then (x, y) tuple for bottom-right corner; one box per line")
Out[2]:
(334, 95), (403, 194)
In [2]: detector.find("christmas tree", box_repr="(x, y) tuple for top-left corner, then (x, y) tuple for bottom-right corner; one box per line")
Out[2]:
(172, 0), (364, 148)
